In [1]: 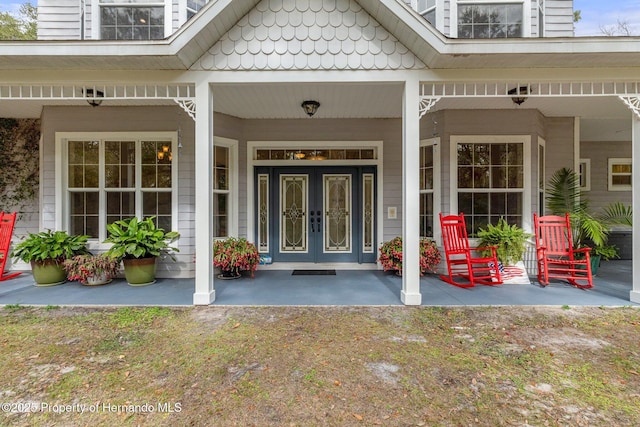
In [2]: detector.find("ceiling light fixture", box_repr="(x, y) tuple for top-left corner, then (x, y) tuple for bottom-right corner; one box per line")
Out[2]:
(84, 88), (104, 107)
(301, 100), (320, 117)
(508, 86), (529, 106)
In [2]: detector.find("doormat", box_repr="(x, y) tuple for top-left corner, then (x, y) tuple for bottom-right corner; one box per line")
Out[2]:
(292, 270), (336, 276)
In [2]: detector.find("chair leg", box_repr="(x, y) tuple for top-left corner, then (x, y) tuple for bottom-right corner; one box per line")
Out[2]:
(0, 271), (21, 281)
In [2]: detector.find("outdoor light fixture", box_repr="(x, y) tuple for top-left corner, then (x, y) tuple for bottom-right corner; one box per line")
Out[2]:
(301, 100), (320, 117)
(508, 86), (529, 106)
(84, 88), (104, 107)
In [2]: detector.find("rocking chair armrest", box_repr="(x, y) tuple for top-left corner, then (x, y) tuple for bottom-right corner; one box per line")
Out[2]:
(572, 247), (592, 255)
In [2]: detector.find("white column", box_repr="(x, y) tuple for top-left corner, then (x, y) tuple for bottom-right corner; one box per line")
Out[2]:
(193, 81), (215, 305)
(630, 115), (640, 303)
(401, 78), (422, 306)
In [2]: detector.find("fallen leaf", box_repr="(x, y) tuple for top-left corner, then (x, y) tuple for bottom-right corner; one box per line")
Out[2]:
(353, 413), (363, 420)
(334, 380), (341, 386)
(124, 371), (130, 378)
(233, 323), (240, 328)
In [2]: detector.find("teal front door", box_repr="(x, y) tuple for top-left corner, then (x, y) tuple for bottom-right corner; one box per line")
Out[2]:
(255, 166), (376, 263)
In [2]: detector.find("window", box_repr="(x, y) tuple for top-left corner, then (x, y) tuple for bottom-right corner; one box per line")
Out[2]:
(608, 158), (632, 191)
(458, 3), (523, 38)
(579, 158), (590, 191)
(63, 132), (177, 241)
(187, 0), (209, 20)
(415, 0), (436, 26)
(99, 0), (165, 40)
(213, 138), (238, 239)
(420, 140), (439, 238)
(454, 137), (525, 236)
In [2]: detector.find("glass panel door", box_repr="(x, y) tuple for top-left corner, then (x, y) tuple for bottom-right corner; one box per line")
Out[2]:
(324, 174), (351, 252)
(280, 174), (308, 252)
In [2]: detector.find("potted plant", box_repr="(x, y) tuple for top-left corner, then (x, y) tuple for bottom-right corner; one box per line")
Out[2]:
(213, 237), (260, 278)
(378, 237), (441, 276)
(63, 253), (121, 285)
(546, 167), (632, 274)
(104, 217), (180, 286)
(477, 218), (532, 266)
(11, 230), (89, 286)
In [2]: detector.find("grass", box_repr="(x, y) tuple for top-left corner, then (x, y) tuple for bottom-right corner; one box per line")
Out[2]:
(0, 305), (639, 426)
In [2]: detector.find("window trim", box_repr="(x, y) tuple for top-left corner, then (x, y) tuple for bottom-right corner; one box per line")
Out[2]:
(449, 134), (532, 232)
(55, 131), (178, 249)
(213, 136), (239, 239)
(608, 157), (632, 191)
(91, 1), (172, 40)
(452, 0), (531, 38)
(538, 137), (545, 214)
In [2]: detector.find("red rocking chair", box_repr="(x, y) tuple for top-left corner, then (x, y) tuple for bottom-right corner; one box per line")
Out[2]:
(439, 213), (502, 288)
(0, 212), (22, 281)
(533, 213), (593, 289)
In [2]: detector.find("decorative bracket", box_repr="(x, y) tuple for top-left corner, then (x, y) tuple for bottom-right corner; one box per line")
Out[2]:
(619, 96), (640, 120)
(175, 98), (196, 121)
(419, 96), (441, 119)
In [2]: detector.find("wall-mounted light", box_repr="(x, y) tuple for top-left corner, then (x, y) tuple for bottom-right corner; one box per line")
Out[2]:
(84, 88), (104, 107)
(508, 86), (529, 106)
(301, 100), (320, 117)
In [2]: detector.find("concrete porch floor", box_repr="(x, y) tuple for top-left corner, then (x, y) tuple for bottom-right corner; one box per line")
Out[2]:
(0, 261), (635, 307)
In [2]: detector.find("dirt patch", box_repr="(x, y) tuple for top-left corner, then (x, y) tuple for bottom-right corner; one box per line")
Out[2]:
(0, 305), (639, 426)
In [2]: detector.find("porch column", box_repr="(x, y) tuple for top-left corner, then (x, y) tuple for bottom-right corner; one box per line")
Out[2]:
(401, 78), (422, 305)
(193, 81), (215, 305)
(631, 115), (640, 303)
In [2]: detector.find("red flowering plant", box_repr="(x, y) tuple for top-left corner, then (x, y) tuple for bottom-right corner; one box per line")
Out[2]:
(378, 237), (441, 275)
(213, 237), (260, 278)
(63, 253), (121, 285)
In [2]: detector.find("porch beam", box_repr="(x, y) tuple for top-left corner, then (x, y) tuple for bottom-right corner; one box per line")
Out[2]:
(401, 78), (422, 306)
(631, 113), (640, 304)
(0, 83), (195, 100)
(421, 81), (640, 98)
(193, 81), (215, 305)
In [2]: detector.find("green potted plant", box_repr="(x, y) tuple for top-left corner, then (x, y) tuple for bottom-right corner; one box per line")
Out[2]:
(63, 253), (121, 286)
(378, 237), (441, 276)
(11, 230), (89, 286)
(104, 217), (180, 286)
(213, 237), (260, 278)
(477, 218), (532, 266)
(546, 167), (632, 274)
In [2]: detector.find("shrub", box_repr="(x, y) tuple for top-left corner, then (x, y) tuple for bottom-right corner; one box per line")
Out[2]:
(378, 237), (441, 275)
(213, 237), (260, 277)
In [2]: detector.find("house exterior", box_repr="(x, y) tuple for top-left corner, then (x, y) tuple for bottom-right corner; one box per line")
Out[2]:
(1, 0), (638, 305)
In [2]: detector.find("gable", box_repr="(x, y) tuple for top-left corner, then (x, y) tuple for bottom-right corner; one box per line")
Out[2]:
(193, 0), (426, 71)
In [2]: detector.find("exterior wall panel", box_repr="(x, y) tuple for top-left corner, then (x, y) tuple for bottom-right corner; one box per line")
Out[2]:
(37, 0), (82, 40)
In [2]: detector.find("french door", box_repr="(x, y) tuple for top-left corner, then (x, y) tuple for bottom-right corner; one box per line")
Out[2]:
(255, 166), (376, 263)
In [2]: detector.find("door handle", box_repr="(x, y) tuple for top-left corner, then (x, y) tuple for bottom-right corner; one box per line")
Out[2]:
(317, 216), (321, 232)
(310, 217), (315, 232)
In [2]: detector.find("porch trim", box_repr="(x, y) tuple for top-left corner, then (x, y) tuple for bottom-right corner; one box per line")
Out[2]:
(421, 82), (640, 98)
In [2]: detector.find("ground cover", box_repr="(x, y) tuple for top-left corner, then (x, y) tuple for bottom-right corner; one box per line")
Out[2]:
(1, 305), (639, 426)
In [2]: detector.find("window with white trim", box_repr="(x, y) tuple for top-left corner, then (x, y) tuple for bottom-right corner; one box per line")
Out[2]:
(64, 133), (177, 241)
(455, 138), (525, 236)
(458, 2), (523, 38)
(420, 140), (439, 238)
(579, 158), (591, 191)
(187, 0), (209, 19)
(99, 0), (165, 40)
(415, 0), (436, 26)
(213, 138), (238, 239)
(608, 158), (632, 191)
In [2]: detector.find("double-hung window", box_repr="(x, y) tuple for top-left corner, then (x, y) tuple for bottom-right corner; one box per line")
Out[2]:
(457, 2), (523, 38)
(98, 0), (166, 40)
(415, 0), (436, 26)
(187, 0), (209, 20)
(608, 158), (632, 191)
(62, 132), (177, 241)
(213, 137), (238, 239)
(453, 136), (527, 236)
(420, 139), (440, 238)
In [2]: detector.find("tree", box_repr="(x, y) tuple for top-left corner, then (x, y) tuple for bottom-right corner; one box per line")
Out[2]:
(573, 10), (581, 23)
(0, 2), (36, 41)
(600, 19), (636, 36)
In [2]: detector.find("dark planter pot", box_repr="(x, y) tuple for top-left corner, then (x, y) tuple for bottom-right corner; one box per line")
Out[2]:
(590, 254), (601, 276)
(122, 257), (157, 286)
(31, 259), (66, 287)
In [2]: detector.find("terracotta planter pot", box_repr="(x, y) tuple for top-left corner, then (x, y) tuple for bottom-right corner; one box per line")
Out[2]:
(31, 259), (67, 287)
(122, 257), (157, 286)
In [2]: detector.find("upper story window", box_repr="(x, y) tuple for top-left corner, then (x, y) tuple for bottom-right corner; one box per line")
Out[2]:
(99, 1), (165, 40)
(415, 0), (436, 26)
(187, 0), (209, 20)
(458, 3), (523, 38)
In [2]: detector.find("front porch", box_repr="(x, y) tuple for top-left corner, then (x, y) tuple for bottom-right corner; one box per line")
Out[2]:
(0, 261), (634, 307)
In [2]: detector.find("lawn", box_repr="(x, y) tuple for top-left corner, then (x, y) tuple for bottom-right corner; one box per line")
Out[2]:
(1, 305), (639, 426)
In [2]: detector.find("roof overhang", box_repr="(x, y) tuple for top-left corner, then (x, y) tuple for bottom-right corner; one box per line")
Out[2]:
(0, 0), (639, 71)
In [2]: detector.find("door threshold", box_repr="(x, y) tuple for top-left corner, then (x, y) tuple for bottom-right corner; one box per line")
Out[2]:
(259, 262), (378, 271)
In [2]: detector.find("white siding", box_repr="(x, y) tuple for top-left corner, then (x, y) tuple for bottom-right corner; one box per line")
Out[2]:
(37, 0), (82, 40)
(544, 0), (575, 37)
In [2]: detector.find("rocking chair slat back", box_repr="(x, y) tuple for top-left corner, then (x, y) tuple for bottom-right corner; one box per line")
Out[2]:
(0, 212), (22, 281)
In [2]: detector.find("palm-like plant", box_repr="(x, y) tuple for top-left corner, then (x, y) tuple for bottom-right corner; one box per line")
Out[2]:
(546, 167), (632, 254)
